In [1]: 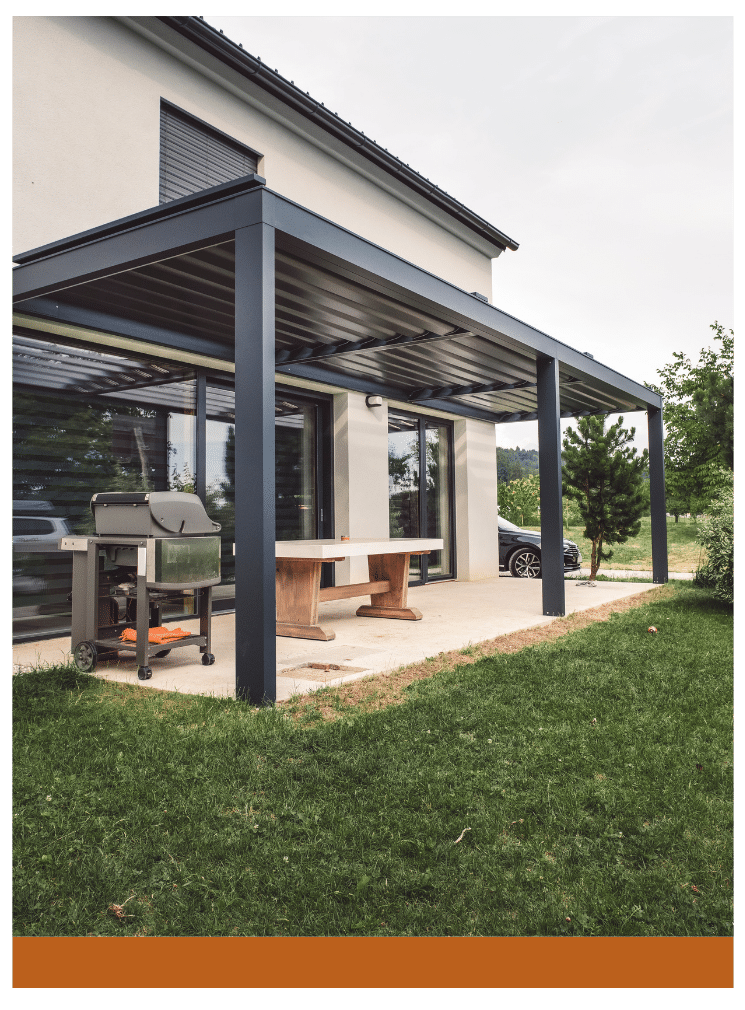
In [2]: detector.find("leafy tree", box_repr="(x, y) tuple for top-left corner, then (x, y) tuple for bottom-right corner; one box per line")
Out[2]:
(498, 474), (541, 527)
(690, 324), (734, 468)
(562, 497), (583, 530)
(562, 415), (649, 579)
(646, 322), (733, 516)
(694, 470), (734, 604)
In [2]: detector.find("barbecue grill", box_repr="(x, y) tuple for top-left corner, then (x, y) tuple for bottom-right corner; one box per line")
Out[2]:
(60, 491), (221, 680)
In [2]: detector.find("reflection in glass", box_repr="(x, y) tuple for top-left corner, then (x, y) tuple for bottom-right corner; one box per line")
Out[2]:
(202, 384), (237, 607)
(425, 422), (451, 576)
(13, 334), (196, 640)
(13, 334), (328, 640)
(203, 392), (319, 609)
(276, 400), (317, 540)
(388, 411), (452, 583)
(388, 412), (421, 580)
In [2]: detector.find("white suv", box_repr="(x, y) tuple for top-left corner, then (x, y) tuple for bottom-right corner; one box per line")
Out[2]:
(13, 504), (73, 596)
(12, 513), (71, 553)
(13, 503), (72, 552)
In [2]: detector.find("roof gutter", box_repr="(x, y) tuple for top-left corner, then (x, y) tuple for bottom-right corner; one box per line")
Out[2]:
(156, 16), (519, 255)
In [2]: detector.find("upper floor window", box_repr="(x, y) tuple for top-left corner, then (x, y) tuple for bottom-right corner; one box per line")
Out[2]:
(159, 100), (261, 204)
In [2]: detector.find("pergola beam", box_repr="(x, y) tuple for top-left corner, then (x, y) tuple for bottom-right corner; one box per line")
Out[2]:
(273, 195), (663, 411)
(276, 359), (510, 424)
(494, 406), (645, 423)
(408, 378), (537, 402)
(274, 326), (470, 365)
(14, 299), (235, 363)
(12, 177), (265, 302)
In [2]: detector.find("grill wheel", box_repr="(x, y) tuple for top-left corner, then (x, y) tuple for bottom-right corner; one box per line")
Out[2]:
(73, 640), (98, 673)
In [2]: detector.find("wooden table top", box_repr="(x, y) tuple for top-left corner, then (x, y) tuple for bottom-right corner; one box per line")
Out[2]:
(275, 537), (444, 559)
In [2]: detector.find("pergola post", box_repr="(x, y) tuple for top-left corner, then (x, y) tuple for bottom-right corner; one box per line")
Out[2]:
(234, 219), (277, 703)
(536, 355), (565, 616)
(195, 372), (207, 503)
(647, 407), (668, 584)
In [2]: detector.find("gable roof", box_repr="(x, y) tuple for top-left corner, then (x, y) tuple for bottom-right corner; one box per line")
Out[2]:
(139, 16), (520, 257)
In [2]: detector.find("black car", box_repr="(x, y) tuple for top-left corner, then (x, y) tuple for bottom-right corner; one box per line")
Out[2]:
(498, 517), (582, 578)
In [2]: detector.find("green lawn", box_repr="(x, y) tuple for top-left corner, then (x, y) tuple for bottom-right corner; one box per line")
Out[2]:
(14, 583), (732, 937)
(543, 515), (702, 573)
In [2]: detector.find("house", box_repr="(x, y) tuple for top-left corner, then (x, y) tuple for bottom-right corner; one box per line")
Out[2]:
(12, 16), (668, 702)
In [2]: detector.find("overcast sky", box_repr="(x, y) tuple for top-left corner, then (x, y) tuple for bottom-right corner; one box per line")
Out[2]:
(208, 15), (733, 452)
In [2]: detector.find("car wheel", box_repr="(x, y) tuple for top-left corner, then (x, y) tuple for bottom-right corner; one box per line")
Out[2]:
(509, 547), (542, 578)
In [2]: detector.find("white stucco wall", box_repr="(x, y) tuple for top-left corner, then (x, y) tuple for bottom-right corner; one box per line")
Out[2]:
(332, 391), (391, 586)
(331, 390), (500, 586)
(453, 417), (500, 581)
(13, 15), (494, 298)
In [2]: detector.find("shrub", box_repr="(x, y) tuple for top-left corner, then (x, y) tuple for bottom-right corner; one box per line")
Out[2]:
(695, 471), (734, 603)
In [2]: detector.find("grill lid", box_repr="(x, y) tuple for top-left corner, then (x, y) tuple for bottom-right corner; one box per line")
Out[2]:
(91, 491), (221, 536)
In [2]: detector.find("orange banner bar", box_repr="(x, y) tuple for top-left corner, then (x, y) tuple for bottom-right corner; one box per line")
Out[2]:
(13, 936), (733, 988)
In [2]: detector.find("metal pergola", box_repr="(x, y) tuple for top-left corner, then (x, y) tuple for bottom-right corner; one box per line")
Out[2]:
(12, 176), (668, 703)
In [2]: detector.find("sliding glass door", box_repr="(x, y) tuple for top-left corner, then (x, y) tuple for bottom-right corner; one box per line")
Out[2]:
(275, 397), (320, 541)
(204, 383), (333, 610)
(12, 333), (199, 640)
(11, 327), (333, 640)
(388, 409), (454, 585)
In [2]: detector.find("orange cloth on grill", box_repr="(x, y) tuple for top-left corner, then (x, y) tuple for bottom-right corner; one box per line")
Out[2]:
(120, 626), (190, 644)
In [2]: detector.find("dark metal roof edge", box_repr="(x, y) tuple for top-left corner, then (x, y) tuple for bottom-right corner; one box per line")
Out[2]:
(11, 180), (660, 410)
(154, 15), (519, 255)
(269, 192), (663, 409)
(12, 174), (266, 266)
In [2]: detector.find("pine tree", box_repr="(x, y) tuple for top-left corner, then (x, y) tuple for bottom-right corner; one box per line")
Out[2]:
(562, 416), (649, 579)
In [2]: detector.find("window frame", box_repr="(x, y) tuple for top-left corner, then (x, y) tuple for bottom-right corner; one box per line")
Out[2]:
(159, 99), (263, 205)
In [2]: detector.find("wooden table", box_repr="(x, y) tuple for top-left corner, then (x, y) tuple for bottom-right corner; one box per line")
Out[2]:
(275, 537), (444, 641)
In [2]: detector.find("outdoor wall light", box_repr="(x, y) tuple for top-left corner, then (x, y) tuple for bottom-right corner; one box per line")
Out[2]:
(365, 395), (383, 408)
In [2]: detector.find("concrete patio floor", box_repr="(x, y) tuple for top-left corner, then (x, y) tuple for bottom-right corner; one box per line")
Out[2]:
(13, 574), (663, 702)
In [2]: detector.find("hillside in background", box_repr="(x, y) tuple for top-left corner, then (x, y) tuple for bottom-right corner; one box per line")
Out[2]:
(496, 446), (540, 484)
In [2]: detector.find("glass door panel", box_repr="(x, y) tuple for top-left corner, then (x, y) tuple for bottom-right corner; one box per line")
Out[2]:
(204, 385), (329, 612)
(424, 421), (453, 578)
(204, 411), (236, 608)
(388, 410), (453, 583)
(12, 333), (196, 640)
(387, 413), (422, 580)
(275, 400), (317, 540)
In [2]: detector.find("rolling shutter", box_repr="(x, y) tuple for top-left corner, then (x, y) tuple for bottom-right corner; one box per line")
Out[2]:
(159, 101), (260, 204)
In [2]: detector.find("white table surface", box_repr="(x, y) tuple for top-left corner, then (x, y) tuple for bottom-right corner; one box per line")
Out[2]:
(275, 537), (443, 559)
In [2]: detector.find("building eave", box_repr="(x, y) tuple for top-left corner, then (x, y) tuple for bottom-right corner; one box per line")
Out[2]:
(138, 15), (519, 257)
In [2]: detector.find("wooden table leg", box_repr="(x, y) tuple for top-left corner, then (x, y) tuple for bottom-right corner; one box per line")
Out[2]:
(356, 552), (422, 621)
(276, 557), (336, 640)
